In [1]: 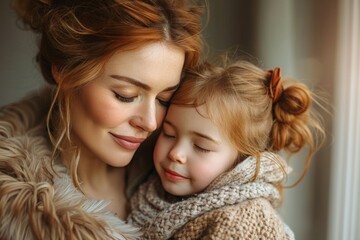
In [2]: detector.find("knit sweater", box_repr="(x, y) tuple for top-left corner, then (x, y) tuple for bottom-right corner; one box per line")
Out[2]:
(128, 153), (295, 239)
(0, 87), (141, 240)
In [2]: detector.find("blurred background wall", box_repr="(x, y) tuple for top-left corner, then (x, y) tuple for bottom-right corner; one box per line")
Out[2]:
(0, 0), (43, 106)
(1, 0), (359, 239)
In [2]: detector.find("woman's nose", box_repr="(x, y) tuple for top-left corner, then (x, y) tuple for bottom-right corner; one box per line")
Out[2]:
(130, 100), (158, 132)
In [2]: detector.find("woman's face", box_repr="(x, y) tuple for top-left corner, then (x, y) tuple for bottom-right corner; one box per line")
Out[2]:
(70, 42), (185, 167)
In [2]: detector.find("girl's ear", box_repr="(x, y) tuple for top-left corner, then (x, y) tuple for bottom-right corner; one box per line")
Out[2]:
(51, 65), (61, 84)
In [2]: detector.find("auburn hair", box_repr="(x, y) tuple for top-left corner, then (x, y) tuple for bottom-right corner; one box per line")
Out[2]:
(172, 59), (325, 188)
(13, 0), (204, 189)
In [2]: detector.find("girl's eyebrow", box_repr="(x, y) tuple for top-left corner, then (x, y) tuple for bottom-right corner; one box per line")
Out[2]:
(164, 120), (220, 144)
(191, 131), (220, 144)
(110, 74), (179, 92)
(163, 120), (175, 127)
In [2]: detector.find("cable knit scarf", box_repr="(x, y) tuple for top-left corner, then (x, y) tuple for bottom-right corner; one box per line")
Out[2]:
(128, 152), (294, 239)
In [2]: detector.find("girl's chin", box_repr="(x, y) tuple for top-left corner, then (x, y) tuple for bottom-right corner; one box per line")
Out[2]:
(161, 180), (189, 197)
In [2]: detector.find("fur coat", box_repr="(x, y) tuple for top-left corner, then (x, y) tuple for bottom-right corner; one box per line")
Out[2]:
(128, 153), (295, 240)
(0, 87), (141, 240)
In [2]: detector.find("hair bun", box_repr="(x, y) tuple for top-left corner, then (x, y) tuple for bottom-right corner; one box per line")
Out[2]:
(270, 82), (314, 153)
(13, 0), (52, 32)
(279, 85), (310, 115)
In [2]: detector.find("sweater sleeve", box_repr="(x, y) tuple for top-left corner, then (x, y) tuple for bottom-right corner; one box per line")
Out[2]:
(173, 198), (293, 240)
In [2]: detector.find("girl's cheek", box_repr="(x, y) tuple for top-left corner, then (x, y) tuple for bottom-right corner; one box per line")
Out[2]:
(154, 137), (169, 163)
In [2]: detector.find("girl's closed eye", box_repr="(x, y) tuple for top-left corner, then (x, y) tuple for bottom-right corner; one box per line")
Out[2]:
(194, 144), (211, 153)
(162, 129), (176, 138)
(162, 122), (176, 138)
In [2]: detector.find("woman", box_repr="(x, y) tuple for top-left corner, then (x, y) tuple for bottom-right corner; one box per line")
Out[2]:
(0, 0), (203, 239)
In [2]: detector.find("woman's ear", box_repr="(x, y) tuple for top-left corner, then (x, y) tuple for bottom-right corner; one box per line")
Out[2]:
(51, 65), (61, 84)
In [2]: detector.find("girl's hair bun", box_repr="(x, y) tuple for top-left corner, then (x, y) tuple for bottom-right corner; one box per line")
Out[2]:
(270, 83), (313, 153)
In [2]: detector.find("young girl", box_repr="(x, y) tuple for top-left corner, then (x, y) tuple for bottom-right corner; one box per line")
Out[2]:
(128, 60), (324, 239)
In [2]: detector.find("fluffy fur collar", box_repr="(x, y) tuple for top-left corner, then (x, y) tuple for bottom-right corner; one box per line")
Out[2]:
(0, 87), (139, 240)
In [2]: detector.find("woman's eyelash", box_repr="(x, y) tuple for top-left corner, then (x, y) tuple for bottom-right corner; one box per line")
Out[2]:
(113, 91), (170, 106)
(113, 91), (135, 103)
(157, 98), (170, 107)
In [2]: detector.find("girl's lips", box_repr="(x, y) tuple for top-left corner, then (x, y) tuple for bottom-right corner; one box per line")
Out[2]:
(164, 169), (189, 182)
(110, 133), (145, 151)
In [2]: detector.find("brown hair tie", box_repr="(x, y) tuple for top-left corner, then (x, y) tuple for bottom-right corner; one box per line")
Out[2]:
(267, 67), (283, 102)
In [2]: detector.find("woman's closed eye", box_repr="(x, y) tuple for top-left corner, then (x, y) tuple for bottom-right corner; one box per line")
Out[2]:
(113, 91), (137, 103)
(113, 91), (170, 107)
(157, 98), (170, 107)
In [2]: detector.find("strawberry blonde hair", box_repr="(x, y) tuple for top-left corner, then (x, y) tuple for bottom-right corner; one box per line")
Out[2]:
(13, 0), (204, 189)
(172, 59), (325, 188)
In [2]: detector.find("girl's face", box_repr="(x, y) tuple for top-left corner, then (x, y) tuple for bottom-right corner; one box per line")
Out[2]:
(153, 105), (238, 196)
(70, 42), (185, 167)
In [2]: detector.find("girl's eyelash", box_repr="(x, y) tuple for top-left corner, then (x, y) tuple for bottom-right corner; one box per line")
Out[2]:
(162, 131), (175, 138)
(162, 128), (211, 153)
(113, 91), (135, 103)
(194, 145), (211, 153)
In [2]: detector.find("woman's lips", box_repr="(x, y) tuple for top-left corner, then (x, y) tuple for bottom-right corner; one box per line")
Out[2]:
(164, 169), (189, 182)
(110, 133), (145, 151)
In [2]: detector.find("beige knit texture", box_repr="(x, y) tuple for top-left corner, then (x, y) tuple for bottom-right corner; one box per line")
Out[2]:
(174, 198), (291, 239)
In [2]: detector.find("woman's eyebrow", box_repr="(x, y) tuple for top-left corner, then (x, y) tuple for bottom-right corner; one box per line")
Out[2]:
(110, 75), (150, 90)
(110, 74), (179, 92)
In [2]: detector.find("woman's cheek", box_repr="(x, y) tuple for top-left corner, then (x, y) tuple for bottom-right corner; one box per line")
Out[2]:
(79, 88), (125, 126)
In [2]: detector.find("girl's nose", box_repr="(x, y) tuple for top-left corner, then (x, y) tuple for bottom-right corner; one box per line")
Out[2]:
(168, 144), (187, 164)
